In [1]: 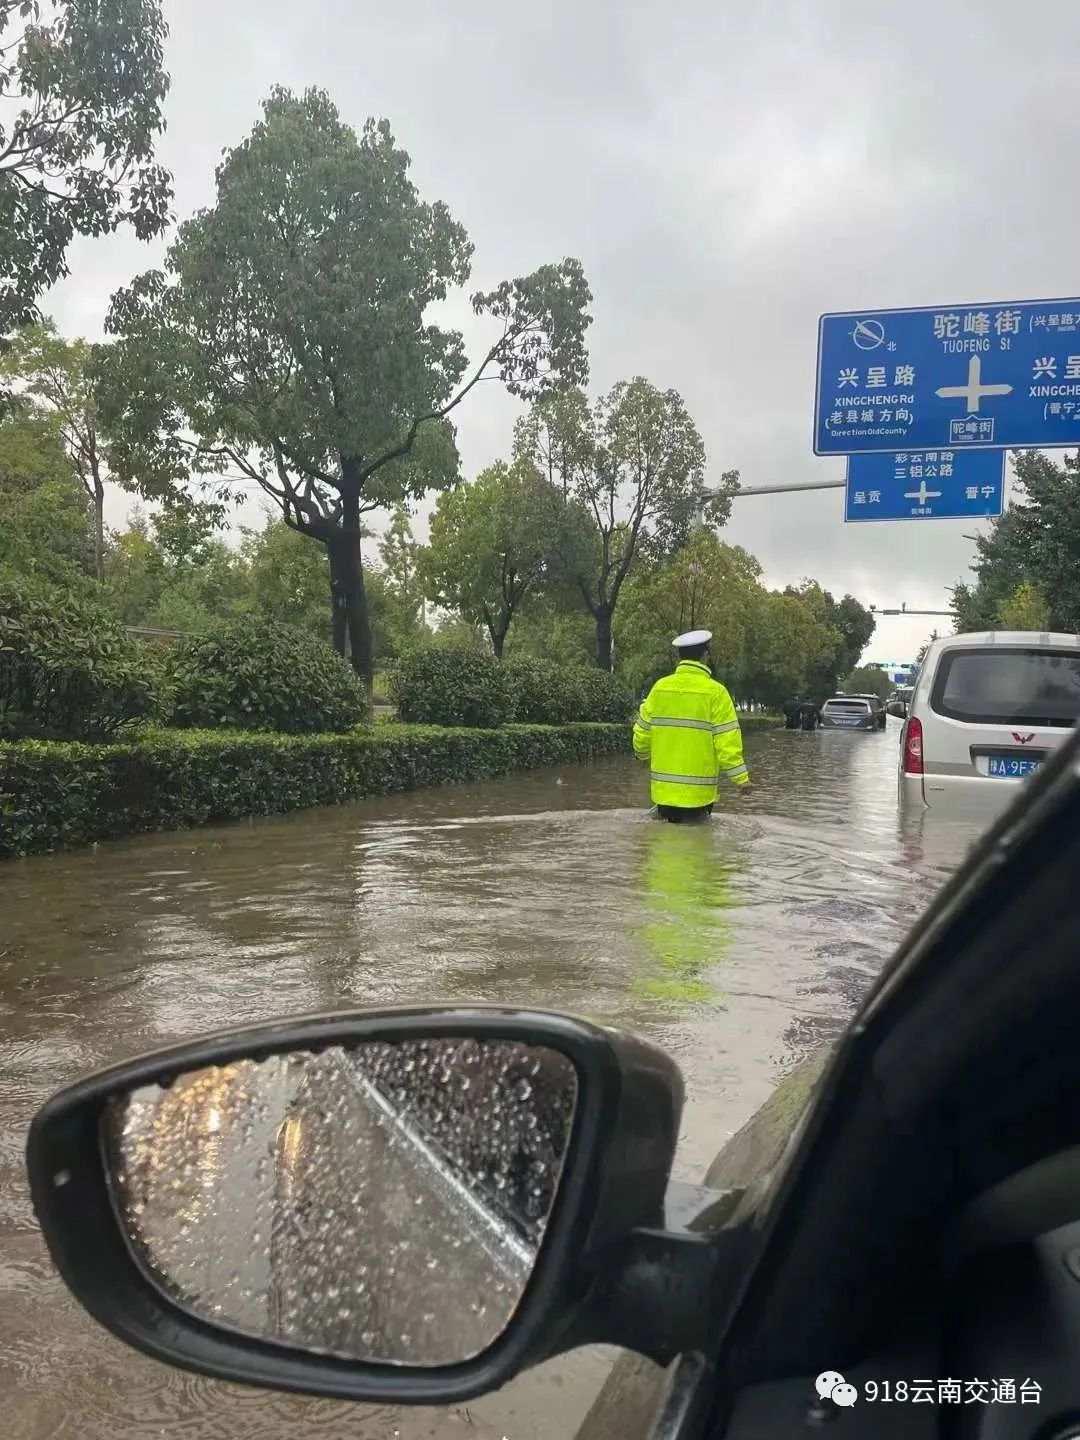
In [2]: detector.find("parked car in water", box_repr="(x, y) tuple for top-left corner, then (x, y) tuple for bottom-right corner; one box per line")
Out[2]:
(819, 695), (885, 731)
(28, 724), (1080, 1438)
(886, 684), (914, 719)
(851, 693), (888, 728)
(899, 630), (1080, 817)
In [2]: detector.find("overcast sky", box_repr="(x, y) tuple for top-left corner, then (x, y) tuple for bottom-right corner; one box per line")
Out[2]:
(44, 0), (1080, 661)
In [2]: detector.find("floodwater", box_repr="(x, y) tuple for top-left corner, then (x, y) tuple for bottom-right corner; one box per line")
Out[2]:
(1, 723), (990, 1439)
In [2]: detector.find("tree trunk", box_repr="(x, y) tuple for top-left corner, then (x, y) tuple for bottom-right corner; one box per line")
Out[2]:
(92, 474), (105, 583)
(595, 607), (613, 671)
(327, 526), (374, 689)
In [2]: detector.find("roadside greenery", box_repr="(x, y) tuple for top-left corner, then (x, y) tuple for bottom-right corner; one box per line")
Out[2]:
(0, 579), (157, 741)
(512, 380), (736, 671)
(840, 666), (892, 701)
(613, 529), (874, 708)
(167, 619), (367, 734)
(0, 51), (878, 742)
(389, 648), (633, 728)
(0, 723), (633, 858)
(0, 0), (173, 334)
(389, 646), (519, 728)
(96, 86), (591, 685)
(952, 451), (1078, 632)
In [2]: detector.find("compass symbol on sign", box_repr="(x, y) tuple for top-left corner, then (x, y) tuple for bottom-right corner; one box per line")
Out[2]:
(851, 319), (885, 350)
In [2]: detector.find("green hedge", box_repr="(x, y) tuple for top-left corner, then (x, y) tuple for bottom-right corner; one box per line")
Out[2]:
(504, 658), (632, 725)
(0, 578), (158, 741)
(0, 722), (632, 858)
(389, 648), (634, 728)
(168, 618), (367, 733)
(389, 647), (517, 728)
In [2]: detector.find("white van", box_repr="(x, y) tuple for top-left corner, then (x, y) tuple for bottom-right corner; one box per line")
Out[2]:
(899, 630), (1080, 816)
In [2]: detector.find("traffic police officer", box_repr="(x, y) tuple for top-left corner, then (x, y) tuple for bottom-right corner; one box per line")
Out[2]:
(633, 629), (750, 821)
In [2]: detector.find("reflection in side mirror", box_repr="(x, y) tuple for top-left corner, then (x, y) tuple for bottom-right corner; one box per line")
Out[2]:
(104, 1039), (577, 1367)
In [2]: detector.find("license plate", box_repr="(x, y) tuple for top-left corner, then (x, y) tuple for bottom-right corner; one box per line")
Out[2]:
(987, 755), (1042, 779)
(831, 717), (861, 726)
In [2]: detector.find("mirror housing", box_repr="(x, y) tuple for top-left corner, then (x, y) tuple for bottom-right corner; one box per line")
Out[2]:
(27, 1006), (685, 1405)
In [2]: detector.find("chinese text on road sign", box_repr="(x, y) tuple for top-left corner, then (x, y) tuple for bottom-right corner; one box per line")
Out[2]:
(815, 299), (1080, 453)
(845, 449), (1004, 523)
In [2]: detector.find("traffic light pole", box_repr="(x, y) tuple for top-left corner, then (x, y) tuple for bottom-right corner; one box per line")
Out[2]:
(705, 479), (847, 498)
(701, 482), (955, 619)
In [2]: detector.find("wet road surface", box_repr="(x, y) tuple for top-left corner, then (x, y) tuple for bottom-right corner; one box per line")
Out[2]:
(1, 723), (992, 1438)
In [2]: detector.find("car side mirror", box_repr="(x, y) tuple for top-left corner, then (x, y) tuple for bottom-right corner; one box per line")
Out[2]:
(27, 1007), (714, 1406)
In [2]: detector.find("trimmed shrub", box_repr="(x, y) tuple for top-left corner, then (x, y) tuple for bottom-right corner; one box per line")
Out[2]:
(0, 579), (158, 741)
(570, 668), (633, 723)
(168, 619), (366, 734)
(504, 657), (582, 725)
(389, 646), (517, 728)
(0, 722), (632, 857)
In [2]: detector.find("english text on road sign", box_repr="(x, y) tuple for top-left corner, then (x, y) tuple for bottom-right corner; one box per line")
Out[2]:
(816, 299), (1080, 453)
(845, 449), (1005, 523)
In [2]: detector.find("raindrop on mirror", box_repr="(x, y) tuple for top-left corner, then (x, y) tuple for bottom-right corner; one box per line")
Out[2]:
(104, 1038), (578, 1366)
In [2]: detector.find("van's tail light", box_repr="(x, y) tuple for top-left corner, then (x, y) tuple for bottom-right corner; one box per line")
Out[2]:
(903, 716), (924, 775)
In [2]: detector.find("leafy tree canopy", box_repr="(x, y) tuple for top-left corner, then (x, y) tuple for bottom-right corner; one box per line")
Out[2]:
(420, 459), (566, 657)
(100, 86), (591, 681)
(952, 451), (1080, 632)
(841, 665), (891, 701)
(514, 378), (730, 668)
(0, 0), (172, 331)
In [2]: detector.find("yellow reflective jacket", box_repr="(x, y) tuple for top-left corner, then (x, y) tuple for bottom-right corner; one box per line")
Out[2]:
(632, 660), (749, 806)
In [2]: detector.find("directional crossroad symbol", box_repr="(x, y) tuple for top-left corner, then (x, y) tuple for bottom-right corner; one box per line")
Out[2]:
(904, 481), (943, 506)
(935, 356), (1013, 414)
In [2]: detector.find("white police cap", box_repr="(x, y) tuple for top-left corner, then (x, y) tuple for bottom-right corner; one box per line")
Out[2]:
(673, 629), (712, 648)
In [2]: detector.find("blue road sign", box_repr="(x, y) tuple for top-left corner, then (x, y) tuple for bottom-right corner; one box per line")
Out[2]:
(845, 448), (1004, 523)
(815, 298), (1080, 454)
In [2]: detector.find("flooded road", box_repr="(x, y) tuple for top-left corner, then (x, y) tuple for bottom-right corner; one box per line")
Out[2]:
(2, 723), (990, 1439)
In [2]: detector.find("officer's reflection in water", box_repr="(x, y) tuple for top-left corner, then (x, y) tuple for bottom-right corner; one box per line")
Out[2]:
(635, 819), (737, 1006)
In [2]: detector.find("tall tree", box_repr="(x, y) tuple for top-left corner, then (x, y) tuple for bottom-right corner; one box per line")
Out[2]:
(104, 504), (243, 630)
(998, 581), (1050, 631)
(0, 403), (93, 585)
(243, 516), (330, 640)
(101, 87), (591, 686)
(1, 321), (111, 575)
(784, 580), (875, 702)
(741, 589), (837, 710)
(515, 379), (734, 670)
(420, 460), (564, 658)
(614, 528), (763, 694)
(951, 451), (1080, 631)
(841, 665), (891, 701)
(378, 505), (424, 628)
(0, 0), (172, 332)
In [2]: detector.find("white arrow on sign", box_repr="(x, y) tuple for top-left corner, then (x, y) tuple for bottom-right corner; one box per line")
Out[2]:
(935, 355), (1013, 413)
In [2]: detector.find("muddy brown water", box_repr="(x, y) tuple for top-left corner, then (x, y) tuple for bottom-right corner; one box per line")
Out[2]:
(1, 724), (989, 1438)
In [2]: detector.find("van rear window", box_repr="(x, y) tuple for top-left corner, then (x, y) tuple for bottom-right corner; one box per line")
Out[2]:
(931, 648), (1080, 727)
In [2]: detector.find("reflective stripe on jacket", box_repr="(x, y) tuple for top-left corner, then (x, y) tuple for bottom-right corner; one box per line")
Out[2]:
(632, 660), (749, 807)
